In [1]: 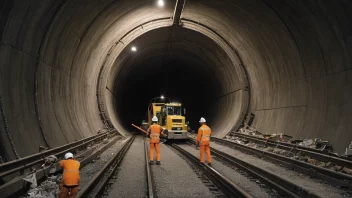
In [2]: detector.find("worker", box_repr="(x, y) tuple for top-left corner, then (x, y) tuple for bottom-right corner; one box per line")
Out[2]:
(196, 117), (212, 165)
(59, 152), (80, 198)
(147, 116), (165, 165)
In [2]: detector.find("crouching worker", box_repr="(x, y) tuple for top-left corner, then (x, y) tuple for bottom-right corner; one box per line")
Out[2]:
(148, 116), (166, 165)
(59, 152), (80, 198)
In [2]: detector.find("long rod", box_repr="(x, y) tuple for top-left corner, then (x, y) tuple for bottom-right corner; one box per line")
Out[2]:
(131, 123), (148, 135)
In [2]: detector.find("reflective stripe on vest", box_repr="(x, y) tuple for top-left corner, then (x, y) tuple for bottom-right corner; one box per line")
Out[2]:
(150, 133), (160, 140)
(201, 127), (211, 142)
(64, 170), (79, 173)
(151, 125), (161, 140)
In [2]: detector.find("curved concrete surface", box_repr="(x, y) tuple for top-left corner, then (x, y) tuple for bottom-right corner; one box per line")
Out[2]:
(0, 0), (351, 161)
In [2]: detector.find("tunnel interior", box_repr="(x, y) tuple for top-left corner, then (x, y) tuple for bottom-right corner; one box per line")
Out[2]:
(112, 26), (242, 133)
(0, 0), (351, 161)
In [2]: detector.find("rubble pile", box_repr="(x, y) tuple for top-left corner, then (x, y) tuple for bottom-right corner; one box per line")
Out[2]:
(238, 126), (263, 138)
(20, 155), (61, 198)
(20, 173), (61, 198)
(224, 127), (352, 175)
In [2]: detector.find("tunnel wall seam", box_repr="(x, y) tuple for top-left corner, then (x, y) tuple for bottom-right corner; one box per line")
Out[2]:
(181, 18), (251, 135)
(98, 18), (172, 136)
(262, 0), (308, 83)
(33, 0), (70, 149)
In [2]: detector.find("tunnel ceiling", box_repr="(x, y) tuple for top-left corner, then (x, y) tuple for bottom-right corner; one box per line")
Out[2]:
(0, 0), (351, 161)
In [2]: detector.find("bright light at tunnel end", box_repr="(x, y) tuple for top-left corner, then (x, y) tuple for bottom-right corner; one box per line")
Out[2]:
(157, 0), (165, 7)
(131, 46), (137, 52)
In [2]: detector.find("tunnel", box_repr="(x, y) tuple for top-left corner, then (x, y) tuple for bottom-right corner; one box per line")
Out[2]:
(0, 0), (351, 162)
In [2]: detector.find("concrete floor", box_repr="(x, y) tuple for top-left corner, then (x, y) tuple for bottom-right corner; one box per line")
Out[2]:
(150, 141), (216, 198)
(106, 135), (147, 198)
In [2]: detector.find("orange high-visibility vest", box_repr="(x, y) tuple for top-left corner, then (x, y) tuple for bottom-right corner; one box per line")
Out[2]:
(197, 125), (212, 145)
(148, 124), (163, 143)
(60, 159), (80, 186)
(200, 127), (211, 142)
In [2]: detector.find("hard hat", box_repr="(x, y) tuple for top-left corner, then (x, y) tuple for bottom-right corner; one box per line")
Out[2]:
(199, 117), (206, 123)
(152, 116), (158, 122)
(64, 152), (74, 159)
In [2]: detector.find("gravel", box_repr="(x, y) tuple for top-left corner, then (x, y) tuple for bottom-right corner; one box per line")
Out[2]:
(151, 141), (216, 198)
(79, 137), (128, 187)
(211, 141), (352, 198)
(106, 135), (147, 198)
(177, 144), (271, 198)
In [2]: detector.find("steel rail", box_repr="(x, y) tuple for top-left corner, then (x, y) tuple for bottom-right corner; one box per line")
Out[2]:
(211, 137), (352, 190)
(77, 135), (135, 198)
(0, 130), (117, 179)
(187, 139), (320, 198)
(170, 143), (253, 198)
(1, 134), (121, 198)
(233, 132), (352, 169)
(145, 138), (155, 198)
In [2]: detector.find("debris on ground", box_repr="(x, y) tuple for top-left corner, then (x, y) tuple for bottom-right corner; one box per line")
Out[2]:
(344, 142), (352, 156)
(23, 173), (38, 189)
(273, 149), (282, 154)
(342, 167), (352, 175)
(264, 133), (293, 142)
(42, 155), (58, 167)
(298, 139), (313, 147)
(20, 155), (61, 198)
(226, 127), (352, 176)
(307, 158), (320, 166)
(20, 173), (62, 198)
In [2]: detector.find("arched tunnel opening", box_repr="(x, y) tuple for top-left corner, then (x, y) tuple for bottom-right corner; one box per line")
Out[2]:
(112, 26), (245, 135)
(0, 0), (351, 162)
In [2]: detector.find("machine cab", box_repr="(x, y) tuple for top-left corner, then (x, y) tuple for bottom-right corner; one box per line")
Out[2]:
(159, 104), (182, 125)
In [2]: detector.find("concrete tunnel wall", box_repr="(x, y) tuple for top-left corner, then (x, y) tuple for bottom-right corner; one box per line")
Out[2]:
(0, 0), (351, 161)
(107, 26), (245, 138)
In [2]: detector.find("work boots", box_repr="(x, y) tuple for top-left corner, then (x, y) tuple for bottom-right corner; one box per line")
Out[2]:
(149, 161), (154, 165)
(156, 161), (161, 165)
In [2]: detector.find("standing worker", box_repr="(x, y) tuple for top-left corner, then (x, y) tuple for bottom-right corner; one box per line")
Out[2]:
(147, 116), (165, 165)
(59, 152), (80, 198)
(196, 117), (212, 165)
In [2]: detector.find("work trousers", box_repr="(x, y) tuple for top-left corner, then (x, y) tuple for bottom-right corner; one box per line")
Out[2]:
(150, 143), (160, 161)
(200, 143), (212, 163)
(59, 184), (78, 198)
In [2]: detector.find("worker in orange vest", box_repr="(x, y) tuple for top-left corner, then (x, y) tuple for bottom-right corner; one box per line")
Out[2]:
(147, 116), (166, 165)
(59, 152), (80, 198)
(196, 117), (212, 165)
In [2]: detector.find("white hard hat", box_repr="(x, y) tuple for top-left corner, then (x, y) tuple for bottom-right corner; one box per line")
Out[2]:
(152, 116), (158, 122)
(64, 152), (74, 159)
(199, 117), (206, 123)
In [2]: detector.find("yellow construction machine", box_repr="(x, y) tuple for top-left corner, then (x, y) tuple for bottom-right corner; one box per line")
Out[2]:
(141, 97), (189, 140)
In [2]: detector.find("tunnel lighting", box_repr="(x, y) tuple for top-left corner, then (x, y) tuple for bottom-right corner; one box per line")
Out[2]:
(131, 46), (137, 52)
(157, 0), (165, 7)
(160, 95), (165, 99)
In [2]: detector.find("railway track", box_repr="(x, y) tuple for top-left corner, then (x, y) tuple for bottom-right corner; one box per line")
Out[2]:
(0, 130), (119, 197)
(233, 132), (352, 169)
(145, 138), (155, 198)
(186, 139), (321, 198)
(169, 143), (253, 198)
(211, 137), (352, 190)
(77, 135), (136, 197)
(77, 135), (155, 198)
